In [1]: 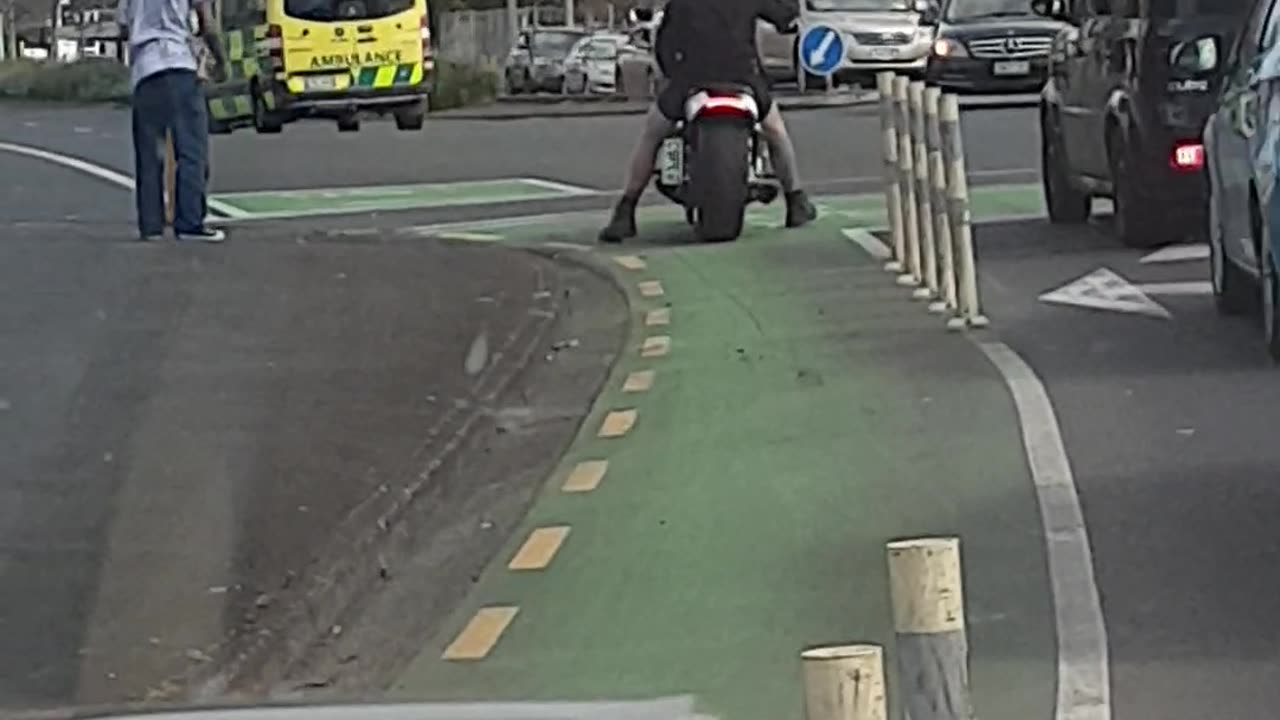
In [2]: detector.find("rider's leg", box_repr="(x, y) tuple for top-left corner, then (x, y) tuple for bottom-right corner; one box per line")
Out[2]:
(599, 105), (676, 243)
(758, 104), (817, 228)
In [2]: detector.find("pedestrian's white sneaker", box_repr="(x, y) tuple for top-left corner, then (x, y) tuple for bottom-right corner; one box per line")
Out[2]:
(177, 227), (226, 243)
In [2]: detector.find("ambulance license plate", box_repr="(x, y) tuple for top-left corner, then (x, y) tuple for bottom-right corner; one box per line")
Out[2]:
(659, 137), (683, 186)
(305, 75), (338, 91)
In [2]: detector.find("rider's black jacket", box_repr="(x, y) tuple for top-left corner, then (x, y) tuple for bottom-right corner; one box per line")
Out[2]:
(654, 0), (800, 87)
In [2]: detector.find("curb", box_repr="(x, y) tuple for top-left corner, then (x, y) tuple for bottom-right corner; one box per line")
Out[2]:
(430, 91), (878, 121)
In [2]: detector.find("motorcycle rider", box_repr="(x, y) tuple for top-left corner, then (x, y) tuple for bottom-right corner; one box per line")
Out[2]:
(598, 0), (818, 243)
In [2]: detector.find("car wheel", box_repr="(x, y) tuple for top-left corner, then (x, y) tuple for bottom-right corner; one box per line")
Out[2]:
(1108, 138), (1162, 248)
(522, 70), (535, 94)
(337, 115), (360, 132)
(1262, 228), (1280, 361)
(252, 86), (283, 134)
(1211, 193), (1252, 316)
(1041, 115), (1089, 223)
(394, 102), (426, 131)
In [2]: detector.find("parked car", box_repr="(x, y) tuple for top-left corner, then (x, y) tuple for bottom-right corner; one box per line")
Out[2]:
(756, 0), (939, 86)
(615, 9), (664, 97)
(1035, 0), (1248, 248)
(926, 0), (1067, 93)
(1205, 0), (1280, 358)
(504, 27), (591, 94)
(564, 33), (628, 95)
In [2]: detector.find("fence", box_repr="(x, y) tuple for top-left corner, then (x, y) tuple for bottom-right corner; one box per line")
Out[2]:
(875, 71), (988, 330)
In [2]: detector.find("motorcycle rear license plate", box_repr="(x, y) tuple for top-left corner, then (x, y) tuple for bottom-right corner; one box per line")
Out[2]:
(659, 137), (683, 186)
(992, 60), (1030, 76)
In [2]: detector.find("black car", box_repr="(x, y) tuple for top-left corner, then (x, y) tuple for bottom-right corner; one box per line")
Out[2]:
(927, 0), (1068, 92)
(1036, 0), (1249, 247)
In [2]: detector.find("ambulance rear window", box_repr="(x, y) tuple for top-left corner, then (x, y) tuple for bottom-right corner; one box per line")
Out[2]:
(286, 0), (413, 22)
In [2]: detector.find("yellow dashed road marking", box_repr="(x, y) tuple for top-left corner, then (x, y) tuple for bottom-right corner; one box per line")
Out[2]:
(442, 606), (519, 661)
(562, 460), (609, 493)
(641, 335), (671, 358)
(623, 370), (655, 393)
(638, 280), (665, 298)
(508, 526), (571, 570)
(645, 308), (671, 326)
(614, 255), (647, 271)
(599, 409), (638, 438)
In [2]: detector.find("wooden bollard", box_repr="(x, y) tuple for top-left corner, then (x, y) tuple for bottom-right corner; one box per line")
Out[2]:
(164, 131), (176, 226)
(875, 71), (905, 273)
(908, 80), (936, 302)
(887, 537), (973, 720)
(892, 76), (920, 288)
(801, 644), (887, 720)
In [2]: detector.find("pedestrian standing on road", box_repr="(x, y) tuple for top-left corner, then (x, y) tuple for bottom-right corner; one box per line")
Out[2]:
(117, 0), (227, 242)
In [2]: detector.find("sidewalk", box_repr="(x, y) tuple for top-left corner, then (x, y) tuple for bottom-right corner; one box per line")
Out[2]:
(393, 198), (1055, 720)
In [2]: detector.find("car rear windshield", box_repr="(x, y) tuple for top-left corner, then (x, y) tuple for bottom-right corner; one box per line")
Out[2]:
(1150, 0), (1251, 18)
(806, 0), (911, 11)
(285, 0), (413, 22)
(944, 0), (1035, 21)
(532, 31), (589, 57)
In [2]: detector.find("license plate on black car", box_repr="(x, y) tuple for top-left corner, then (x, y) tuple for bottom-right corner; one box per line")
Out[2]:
(992, 60), (1030, 76)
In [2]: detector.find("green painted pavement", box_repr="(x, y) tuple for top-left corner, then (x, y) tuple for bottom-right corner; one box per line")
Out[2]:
(393, 197), (1056, 720)
(212, 179), (591, 219)
(424, 183), (1045, 245)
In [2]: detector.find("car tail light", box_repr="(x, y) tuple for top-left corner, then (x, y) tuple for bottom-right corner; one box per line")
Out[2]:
(1171, 142), (1205, 172)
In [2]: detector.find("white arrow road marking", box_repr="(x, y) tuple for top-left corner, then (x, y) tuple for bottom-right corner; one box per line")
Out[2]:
(842, 227), (891, 260)
(1139, 244), (1210, 264)
(1135, 280), (1214, 296)
(1039, 267), (1171, 319)
(809, 29), (836, 69)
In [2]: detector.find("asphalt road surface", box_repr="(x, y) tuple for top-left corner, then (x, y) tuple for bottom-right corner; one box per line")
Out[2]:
(0, 162), (627, 709)
(8, 96), (1280, 720)
(970, 216), (1280, 720)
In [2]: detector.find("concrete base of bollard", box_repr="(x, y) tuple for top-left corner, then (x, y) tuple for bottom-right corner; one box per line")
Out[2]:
(885, 260), (904, 272)
(928, 300), (948, 314)
(896, 273), (917, 286)
(912, 287), (933, 300)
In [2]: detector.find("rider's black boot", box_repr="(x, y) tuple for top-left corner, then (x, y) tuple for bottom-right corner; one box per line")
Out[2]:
(599, 196), (638, 243)
(785, 190), (818, 228)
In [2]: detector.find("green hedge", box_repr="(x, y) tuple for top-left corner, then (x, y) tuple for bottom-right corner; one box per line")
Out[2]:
(431, 61), (498, 111)
(0, 59), (131, 103)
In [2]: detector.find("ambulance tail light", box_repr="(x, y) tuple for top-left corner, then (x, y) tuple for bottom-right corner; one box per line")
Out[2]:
(265, 24), (284, 71)
(421, 16), (433, 64)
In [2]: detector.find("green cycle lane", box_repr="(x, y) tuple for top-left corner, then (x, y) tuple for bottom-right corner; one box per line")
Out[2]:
(393, 185), (1055, 720)
(211, 178), (593, 220)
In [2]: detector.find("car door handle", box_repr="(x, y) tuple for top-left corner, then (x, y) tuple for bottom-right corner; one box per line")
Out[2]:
(1239, 91), (1258, 138)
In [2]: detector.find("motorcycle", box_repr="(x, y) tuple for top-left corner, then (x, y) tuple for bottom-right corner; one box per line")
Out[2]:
(653, 84), (780, 242)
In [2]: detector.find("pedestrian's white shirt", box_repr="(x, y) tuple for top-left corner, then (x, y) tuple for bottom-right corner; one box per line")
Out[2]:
(117, 0), (199, 89)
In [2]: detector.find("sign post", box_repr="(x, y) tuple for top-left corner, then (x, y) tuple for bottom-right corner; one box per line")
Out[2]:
(798, 25), (842, 94)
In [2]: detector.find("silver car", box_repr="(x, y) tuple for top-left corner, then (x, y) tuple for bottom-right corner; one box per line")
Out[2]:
(758, 0), (938, 83)
(503, 28), (591, 94)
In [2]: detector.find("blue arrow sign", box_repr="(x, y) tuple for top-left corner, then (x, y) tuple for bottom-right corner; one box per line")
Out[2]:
(800, 25), (844, 77)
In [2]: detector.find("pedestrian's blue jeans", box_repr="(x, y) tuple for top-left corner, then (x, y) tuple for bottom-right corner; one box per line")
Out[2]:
(131, 69), (208, 236)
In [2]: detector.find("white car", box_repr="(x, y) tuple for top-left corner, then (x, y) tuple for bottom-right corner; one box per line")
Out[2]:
(564, 33), (628, 95)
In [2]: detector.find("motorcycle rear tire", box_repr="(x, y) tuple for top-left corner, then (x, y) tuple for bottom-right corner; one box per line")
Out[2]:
(692, 121), (750, 242)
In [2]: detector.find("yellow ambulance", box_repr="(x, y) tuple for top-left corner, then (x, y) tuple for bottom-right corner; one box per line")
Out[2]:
(204, 0), (433, 133)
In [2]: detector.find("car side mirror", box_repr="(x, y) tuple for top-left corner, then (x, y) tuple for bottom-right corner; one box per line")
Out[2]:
(1169, 36), (1219, 73)
(1030, 0), (1070, 21)
(914, 0), (939, 25)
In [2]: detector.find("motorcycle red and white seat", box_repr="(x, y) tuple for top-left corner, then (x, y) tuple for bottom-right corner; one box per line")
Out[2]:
(684, 91), (760, 122)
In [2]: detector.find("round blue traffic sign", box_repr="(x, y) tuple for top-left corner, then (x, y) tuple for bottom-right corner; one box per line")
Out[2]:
(799, 25), (844, 77)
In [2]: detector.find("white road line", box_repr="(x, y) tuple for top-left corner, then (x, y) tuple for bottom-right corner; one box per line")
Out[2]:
(0, 140), (248, 219)
(841, 227), (892, 260)
(518, 177), (601, 196)
(975, 341), (1110, 720)
(1135, 280), (1214, 296)
(1139, 244), (1210, 264)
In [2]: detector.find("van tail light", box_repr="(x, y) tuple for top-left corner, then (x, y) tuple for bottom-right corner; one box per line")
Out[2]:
(264, 23), (284, 71)
(1171, 142), (1205, 172)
